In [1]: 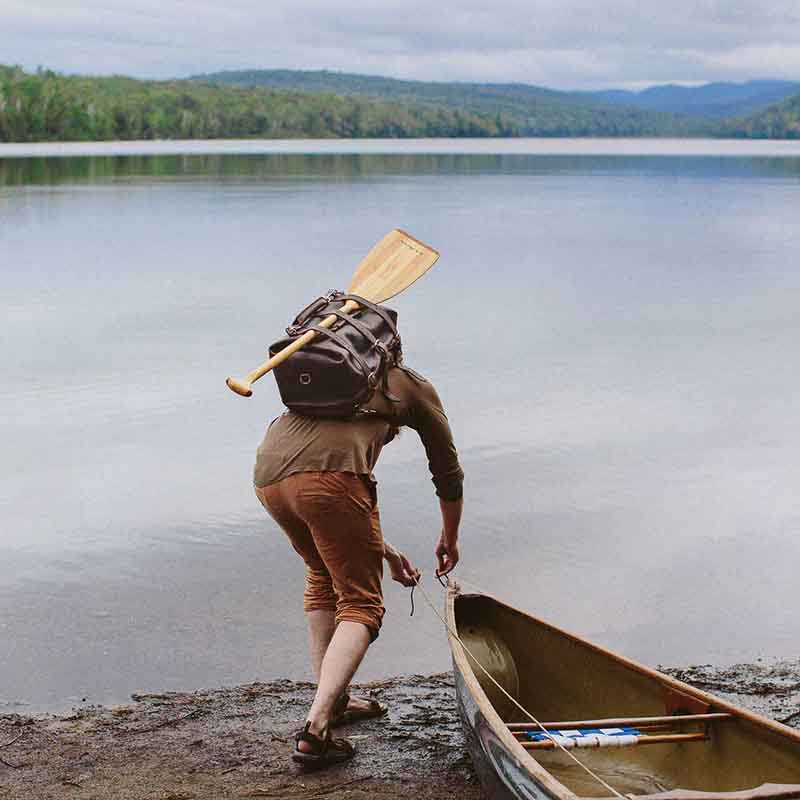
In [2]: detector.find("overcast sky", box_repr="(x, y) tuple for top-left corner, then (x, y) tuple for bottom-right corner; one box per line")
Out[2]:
(3, 0), (800, 90)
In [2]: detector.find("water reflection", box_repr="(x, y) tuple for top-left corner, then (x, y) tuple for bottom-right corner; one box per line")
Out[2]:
(2, 148), (799, 712)
(4, 151), (800, 186)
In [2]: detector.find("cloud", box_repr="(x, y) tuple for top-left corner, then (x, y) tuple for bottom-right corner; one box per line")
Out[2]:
(2, 0), (799, 89)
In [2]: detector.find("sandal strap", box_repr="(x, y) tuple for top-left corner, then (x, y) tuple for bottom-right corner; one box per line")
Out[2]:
(329, 735), (355, 756)
(295, 721), (355, 759)
(332, 691), (350, 718)
(295, 722), (328, 755)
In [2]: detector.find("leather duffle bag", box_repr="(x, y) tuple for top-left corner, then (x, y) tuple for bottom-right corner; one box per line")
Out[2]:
(269, 290), (402, 418)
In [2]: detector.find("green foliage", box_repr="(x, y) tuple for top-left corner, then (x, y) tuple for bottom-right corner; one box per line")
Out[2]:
(1, 64), (799, 143)
(0, 64), (518, 142)
(193, 68), (721, 137)
(723, 94), (800, 139)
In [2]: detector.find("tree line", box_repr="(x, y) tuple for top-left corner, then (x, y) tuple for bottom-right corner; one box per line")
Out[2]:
(0, 65), (519, 142)
(723, 95), (800, 139)
(1, 65), (798, 142)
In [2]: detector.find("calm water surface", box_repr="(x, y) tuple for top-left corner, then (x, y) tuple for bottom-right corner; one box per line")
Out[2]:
(2, 140), (799, 712)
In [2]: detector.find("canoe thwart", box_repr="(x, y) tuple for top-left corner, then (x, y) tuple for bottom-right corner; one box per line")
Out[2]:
(507, 712), (733, 732)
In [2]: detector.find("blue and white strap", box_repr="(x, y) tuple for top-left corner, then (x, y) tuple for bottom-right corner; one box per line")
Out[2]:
(526, 727), (641, 749)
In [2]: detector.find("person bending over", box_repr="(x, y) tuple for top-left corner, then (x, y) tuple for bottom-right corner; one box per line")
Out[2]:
(254, 364), (464, 768)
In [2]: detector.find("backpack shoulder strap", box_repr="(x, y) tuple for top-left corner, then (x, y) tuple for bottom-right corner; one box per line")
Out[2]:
(397, 365), (429, 384)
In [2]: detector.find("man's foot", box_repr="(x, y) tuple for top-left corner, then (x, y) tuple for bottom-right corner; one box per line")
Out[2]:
(292, 722), (355, 768)
(331, 695), (388, 728)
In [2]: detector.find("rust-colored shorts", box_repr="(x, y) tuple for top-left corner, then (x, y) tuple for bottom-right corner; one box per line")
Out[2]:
(255, 471), (384, 640)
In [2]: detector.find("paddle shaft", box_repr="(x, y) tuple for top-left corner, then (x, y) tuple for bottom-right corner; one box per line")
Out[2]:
(225, 300), (360, 397)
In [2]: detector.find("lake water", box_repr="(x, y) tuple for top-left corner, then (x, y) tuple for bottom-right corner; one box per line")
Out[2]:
(2, 139), (799, 713)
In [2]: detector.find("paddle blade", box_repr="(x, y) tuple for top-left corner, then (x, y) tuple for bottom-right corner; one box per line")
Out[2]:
(347, 229), (439, 304)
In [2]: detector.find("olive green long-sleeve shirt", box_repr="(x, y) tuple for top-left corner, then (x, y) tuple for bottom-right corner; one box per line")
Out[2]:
(253, 365), (464, 501)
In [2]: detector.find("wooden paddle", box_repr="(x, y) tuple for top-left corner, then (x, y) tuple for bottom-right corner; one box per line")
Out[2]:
(226, 229), (439, 397)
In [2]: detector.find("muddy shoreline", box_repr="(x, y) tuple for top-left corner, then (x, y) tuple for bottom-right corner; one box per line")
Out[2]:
(2, 662), (798, 800)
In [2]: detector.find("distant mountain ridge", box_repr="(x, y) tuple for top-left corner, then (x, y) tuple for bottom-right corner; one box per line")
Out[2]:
(188, 68), (718, 137)
(191, 68), (601, 107)
(2, 63), (799, 143)
(191, 69), (800, 121)
(587, 80), (800, 118)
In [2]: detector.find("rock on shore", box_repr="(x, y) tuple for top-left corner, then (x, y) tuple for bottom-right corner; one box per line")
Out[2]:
(1, 662), (798, 800)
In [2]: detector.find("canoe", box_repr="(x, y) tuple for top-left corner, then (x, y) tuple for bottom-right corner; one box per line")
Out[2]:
(445, 586), (800, 800)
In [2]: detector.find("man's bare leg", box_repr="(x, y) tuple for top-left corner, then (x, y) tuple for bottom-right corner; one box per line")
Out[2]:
(307, 609), (336, 681)
(299, 621), (371, 751)
(307, 611), (383, 720)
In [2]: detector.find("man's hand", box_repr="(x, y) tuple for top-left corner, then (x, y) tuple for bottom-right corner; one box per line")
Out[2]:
(384, 542), (421, 587)
(435, 531), (459, 577)
(436, 497), (462, 577)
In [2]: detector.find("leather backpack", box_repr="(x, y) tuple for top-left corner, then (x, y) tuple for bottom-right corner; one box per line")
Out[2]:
(269, 290), (402, 418)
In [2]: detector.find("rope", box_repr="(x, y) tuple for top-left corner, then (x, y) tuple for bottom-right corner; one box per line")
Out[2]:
(413, 576), (625, 799)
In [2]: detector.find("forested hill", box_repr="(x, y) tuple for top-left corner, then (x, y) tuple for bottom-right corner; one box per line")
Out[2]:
(191, 68), (716, 136)
(1, 64), (718, 143)
(0, 65), (529, 141)
(1, 64), (799, 143)
(727, 94), (800, 138)
(193, 68), (607, 109)
(193, 69), (800, 122)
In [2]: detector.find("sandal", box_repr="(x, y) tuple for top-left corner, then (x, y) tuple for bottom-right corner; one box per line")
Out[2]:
(331, 695), (388, 728)
(292, 722), (355, 768)
(331, 691), (350, 721)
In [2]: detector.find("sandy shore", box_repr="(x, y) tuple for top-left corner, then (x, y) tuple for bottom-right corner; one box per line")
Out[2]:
(1, 662), (797, 799)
